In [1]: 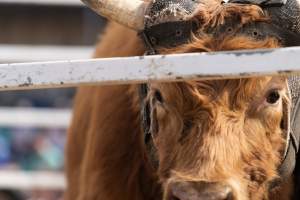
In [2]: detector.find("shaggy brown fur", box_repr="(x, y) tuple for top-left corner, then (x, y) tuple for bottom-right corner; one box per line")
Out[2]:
(65, 1), (294, 200)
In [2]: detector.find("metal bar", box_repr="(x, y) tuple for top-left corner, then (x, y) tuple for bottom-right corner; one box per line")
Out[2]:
(0, 107), (71, 128)
(0, 45), (94, 63)
(1, 47), (300, 91)
(0, 0), (83, 6)
(0, 171), (65, 190)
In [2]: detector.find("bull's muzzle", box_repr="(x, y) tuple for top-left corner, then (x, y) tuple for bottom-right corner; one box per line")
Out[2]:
(166, 181), (234, 200)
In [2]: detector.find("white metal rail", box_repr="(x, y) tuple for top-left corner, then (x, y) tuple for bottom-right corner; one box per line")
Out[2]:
(0, 47), (299, 91)
(0, 107), (71, 128)
(0, 171), (65, 190)
(0, 45), (94, 63)
(0, 0), (83, 6)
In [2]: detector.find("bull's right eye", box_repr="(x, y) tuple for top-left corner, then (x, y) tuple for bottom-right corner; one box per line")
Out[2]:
(266, 90), (280, 104)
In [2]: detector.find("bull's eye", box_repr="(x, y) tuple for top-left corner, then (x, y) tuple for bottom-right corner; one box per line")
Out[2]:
(154, 90), (163, 103)
(266, 90), (280, 104)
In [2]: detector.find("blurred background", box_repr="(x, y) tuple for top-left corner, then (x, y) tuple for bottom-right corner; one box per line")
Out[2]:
(0, 0), (106, 199)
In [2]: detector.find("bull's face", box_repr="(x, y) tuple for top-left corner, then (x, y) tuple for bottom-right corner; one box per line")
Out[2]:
(147, 76), (289, 200)
(139, 2), (292, 199)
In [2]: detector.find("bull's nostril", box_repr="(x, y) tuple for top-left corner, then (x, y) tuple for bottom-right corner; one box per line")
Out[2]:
(226, 191), (234, 200)
(168, 181), (234, 200)
(217, 185), (233, 200)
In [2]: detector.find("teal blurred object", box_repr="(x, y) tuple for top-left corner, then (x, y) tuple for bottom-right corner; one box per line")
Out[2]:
(0, 127), (65, 171)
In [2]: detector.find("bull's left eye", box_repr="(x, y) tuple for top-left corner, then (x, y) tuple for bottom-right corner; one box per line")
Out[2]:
(266, 90), (280, 104)
(154, 90), (163, 103)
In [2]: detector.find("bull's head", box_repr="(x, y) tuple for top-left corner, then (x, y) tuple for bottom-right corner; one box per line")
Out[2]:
(81, 0), (299, 199)
(147, 77), (291, 200)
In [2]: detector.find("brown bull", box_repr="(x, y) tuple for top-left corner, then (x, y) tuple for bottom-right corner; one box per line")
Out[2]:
(65, 0), (297, 199)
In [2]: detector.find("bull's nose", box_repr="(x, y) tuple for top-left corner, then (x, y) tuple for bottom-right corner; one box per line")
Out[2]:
(167, 181), (234, 200)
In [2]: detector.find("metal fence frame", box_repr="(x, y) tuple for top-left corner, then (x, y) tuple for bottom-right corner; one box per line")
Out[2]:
(2, 0), (300, 192)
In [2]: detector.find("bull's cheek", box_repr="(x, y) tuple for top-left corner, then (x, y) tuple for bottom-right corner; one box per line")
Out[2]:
(153, 129), (181, 180)
(153, 108), (183, 150)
